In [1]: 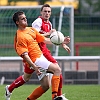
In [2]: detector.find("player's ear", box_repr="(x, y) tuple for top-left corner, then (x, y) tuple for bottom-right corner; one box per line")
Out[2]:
(16, 21), (19, 25)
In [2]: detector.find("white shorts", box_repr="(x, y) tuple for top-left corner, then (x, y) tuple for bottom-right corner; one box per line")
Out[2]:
(34, 54), (51, 69)
(34, 54), (52, 80)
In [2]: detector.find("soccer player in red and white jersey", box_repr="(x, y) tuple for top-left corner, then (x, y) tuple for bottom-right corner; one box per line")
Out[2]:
(26, 4), (70, 100)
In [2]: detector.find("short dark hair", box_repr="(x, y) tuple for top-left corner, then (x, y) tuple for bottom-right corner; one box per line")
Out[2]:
(13, 11), (24, 26)
(41, 4), (51, 11)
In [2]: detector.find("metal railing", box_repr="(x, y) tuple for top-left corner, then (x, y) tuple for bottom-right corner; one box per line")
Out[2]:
(0, 56), (100, 84)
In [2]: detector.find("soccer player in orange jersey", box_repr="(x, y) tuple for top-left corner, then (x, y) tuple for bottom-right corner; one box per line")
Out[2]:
(5, 11), (70, 100)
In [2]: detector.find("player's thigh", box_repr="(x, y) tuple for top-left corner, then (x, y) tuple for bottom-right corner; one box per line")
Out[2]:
(23, 62), (34, 81)
(40, 75), (50, 90)
(54, 63), (62, 71)
(47, 63), (61, 74)
(23, 72), (32, 82)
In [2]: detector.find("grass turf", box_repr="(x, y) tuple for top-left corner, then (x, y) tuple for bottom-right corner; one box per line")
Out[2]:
(1, 84), (100, 100)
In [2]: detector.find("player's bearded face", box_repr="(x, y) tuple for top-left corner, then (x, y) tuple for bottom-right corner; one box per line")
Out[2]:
(41, 7), (51, 21)
(18, 14), (28, 27)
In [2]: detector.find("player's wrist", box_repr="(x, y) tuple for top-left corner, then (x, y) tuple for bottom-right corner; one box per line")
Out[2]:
(61, 43), (66, 48)
(31, 63), (37, 69)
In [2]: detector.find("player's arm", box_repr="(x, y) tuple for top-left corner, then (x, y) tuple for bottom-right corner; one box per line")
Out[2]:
(63, 36), (70, 44)
(43, 34), (71, 53)
(41, 29), (56, 37)
(44, 37), (52, 44)
(42, 29), (56, 44)
(61, 36), (71, 54)
(62, 44), (71, 54)
(21, 52), (41, 75)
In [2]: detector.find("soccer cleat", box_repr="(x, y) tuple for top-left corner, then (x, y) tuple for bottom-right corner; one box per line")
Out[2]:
(5, 85), (12, 100)
(54, 96), (62, 100)
(60, 94), (68, 100)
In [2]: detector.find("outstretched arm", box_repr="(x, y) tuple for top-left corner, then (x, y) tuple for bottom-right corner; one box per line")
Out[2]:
(41, 29), (56, 37)
(62, 43), (71, 54)
(62, 36), (71, 54)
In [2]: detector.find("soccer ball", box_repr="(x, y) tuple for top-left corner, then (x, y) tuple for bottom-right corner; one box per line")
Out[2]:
(50, 31), (64, 45)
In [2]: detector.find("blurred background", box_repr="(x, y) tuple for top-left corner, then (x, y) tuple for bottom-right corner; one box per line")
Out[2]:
(0, 0), (100, 56)
(0, 0), (100, 85)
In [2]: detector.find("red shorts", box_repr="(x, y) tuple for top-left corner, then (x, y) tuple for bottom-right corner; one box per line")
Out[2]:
(23, 63), (35, 74)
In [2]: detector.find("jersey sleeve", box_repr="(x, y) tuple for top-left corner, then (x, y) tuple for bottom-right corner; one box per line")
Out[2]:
(31, 27), (45, 43)
(32, 18), (42, 32)
(36, 32), (45, 43)
(15, 36), (28, 56)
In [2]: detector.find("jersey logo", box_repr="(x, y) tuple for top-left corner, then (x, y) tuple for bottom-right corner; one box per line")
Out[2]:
(45, 24), (50, 30)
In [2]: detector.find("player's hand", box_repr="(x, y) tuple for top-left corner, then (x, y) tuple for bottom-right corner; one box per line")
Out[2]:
(42, 29), (56, 37)
(62, 44), (71, 54)
(49, 29), (56, 35)
(34, 66), (42, 75)
(63, 36), (70, 44)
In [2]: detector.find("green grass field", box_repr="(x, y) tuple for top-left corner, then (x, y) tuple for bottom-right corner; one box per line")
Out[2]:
(1, 84), (100, 100)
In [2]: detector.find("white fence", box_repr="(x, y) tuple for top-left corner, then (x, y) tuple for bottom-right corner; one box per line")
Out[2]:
(0, 56), (100, 84)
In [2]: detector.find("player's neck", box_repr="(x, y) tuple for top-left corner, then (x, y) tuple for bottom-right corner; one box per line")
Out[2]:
(18, 26), (27, 31)
(41, 16), (49, 22)
(44, 20), (49, 22)
(44, 18), (49, 22)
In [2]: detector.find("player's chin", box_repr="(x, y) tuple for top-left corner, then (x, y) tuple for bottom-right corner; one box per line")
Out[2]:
(25, 24), (28, 27)
(45, 17), (49, 20)
(23, 25), (27, 28)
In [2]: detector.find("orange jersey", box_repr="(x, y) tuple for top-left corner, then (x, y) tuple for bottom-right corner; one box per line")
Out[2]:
(14, 27), (45, 62)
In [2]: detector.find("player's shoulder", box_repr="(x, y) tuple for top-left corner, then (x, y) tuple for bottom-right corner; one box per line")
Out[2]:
(33, 17), (42, 23)
(29, 27), (38, 33)
(26, 27), (36, 31)
(32, 17), (42, 28)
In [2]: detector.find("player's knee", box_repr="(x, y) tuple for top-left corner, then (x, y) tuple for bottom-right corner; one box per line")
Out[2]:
(48, 64), (61, 75)
(25, 78), (30, 82)
(23, 76), (30, 82)
(53, 64), (62, 74)
(41, 84), (50, 91)
(55, 66), (61, 74)
(41, 82), (50, 91)
(23, 73), (32, 82)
